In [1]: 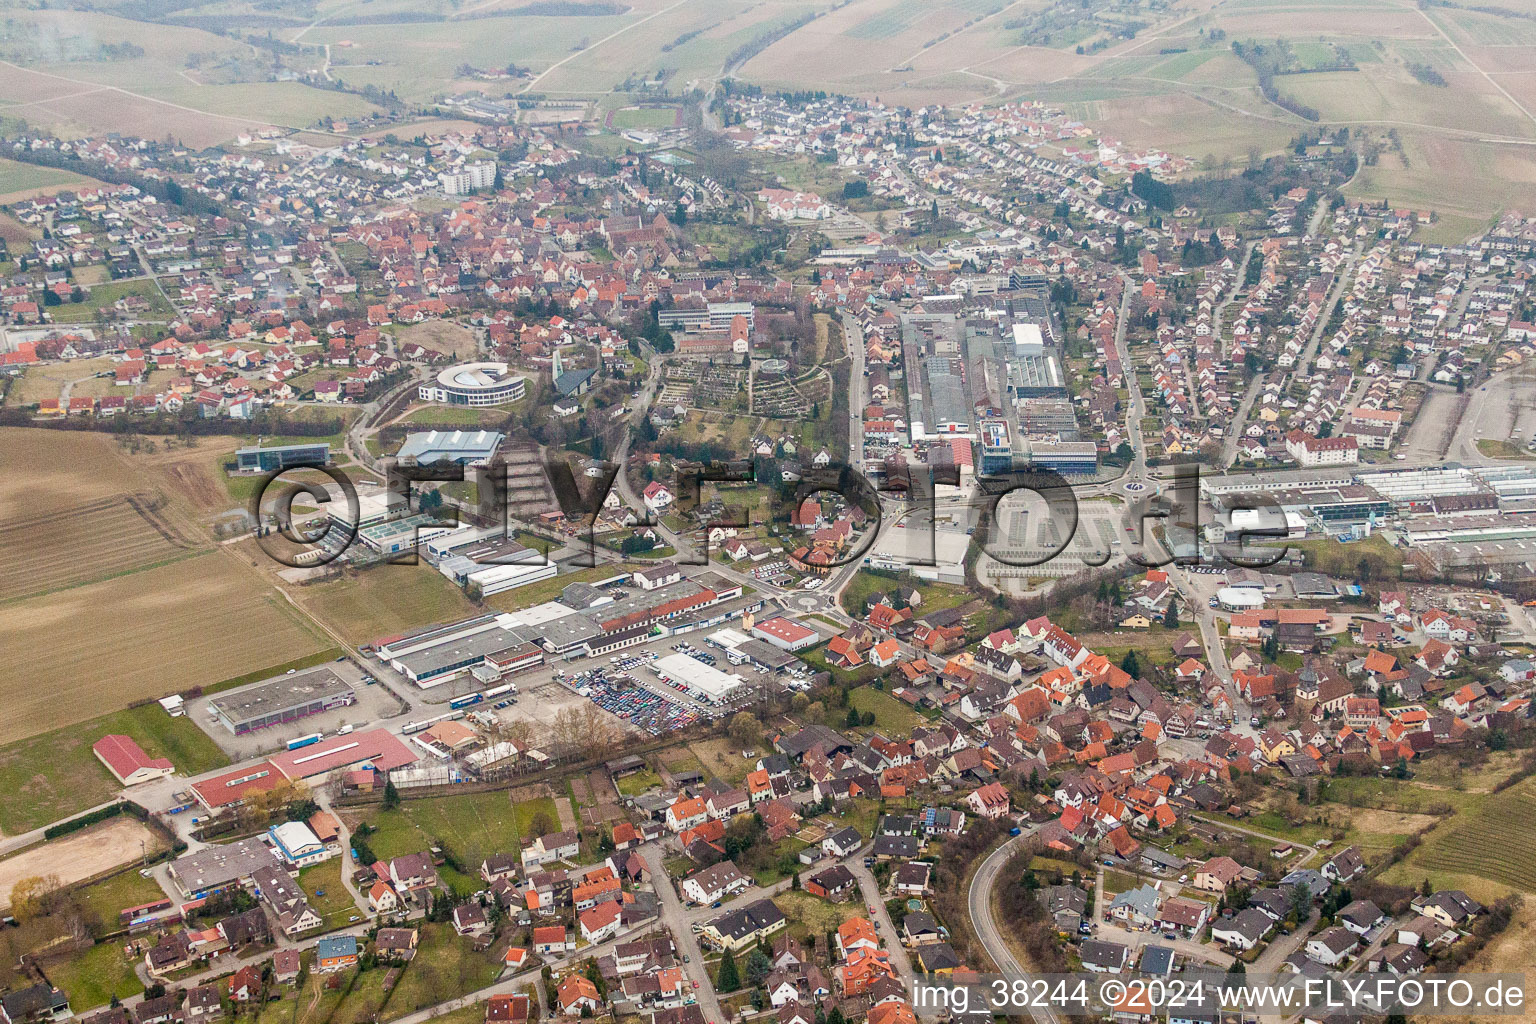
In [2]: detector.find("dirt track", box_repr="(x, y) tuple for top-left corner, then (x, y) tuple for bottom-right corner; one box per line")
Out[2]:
(0, 817), (164, 909)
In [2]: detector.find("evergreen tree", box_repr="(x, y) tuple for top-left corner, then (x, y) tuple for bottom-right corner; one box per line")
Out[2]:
(746, 950), (772, 987)
(716, 948), (740, 992)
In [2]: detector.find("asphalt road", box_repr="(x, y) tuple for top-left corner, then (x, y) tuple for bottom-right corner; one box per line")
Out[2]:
(966, 830), (1064, 1024)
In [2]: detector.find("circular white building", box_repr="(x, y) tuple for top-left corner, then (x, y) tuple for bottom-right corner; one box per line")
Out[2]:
(418, 362), (527, 407)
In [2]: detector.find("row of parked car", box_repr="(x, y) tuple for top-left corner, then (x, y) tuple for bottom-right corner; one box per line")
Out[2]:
(560, 667), (703, 735)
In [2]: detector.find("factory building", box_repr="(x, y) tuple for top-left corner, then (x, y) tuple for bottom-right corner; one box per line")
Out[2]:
(207, 667), (357, 736)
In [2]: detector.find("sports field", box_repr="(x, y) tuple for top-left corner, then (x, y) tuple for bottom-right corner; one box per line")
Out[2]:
(0, 817), (166, 911)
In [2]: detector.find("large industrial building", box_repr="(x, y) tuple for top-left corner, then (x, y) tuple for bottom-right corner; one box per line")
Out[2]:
(418, 362), (528, 407)
(430, 528), (559, 597)
(377, 571), (750, 686)
(652, 652), (746, 703)
(1007, 322), (1067, 398)
(658, 302), (755, 334)
(235, 442), (331, 473)
(207, 667), (357, 735)
(980, 420), (1015, 474)
(396, 430), (506, 465)
(170, 837), (284, 898)
(356, 515), (463, 556)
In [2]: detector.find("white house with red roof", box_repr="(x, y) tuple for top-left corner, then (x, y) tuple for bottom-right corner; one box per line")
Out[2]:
(93, 734), (174, 786)
(642, 482), (674, 513)
(966, 781), (1011, 820)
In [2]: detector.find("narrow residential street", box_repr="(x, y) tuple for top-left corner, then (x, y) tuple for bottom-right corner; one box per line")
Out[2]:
(639, 843), (728, 1024)
(847, 851), (915, 985)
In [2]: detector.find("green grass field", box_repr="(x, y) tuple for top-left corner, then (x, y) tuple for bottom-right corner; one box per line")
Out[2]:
(46, 942), (144, 1010)
(47, 279), (175, 324)
(772, 889), (867, 939)
(329, 968), (392, 1024)
(74, 869), (169, 933)
(616, 767), (662, 796)
(1477, 439), (1534, 460)
(299, 859), (359, 929)
(0, 704), (230, 834)
(0, 157), (93, 199)
(361, 792), (558, 896)
(380, 923), (503, 1021)
(610, 106), (678, 129)
(847, 685), (925, 736)
(402, 403), (516, 427)
(1284, 532), (1403, 578)
(294, 566), (481, 645)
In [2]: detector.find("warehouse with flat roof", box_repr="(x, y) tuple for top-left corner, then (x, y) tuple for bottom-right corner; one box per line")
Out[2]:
(653, 653), (746, 703)
(208, 667), (357, 735)
(390, 626), (533, 685)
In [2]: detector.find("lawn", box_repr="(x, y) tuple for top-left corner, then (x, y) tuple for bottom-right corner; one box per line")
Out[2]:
(46, 942), (144, 1010)
(381, 923), (503, 1021)
(47, 280), (175, 324)
(0, 703), (230, 834)
(837, 569), (970, 617)
(1476, 439), (1534, 460)
(1283, 532), (1403, 579)
(660, 748), (705, 777)
(74, 869), (170, 934)
(687, 737), (756, 786)
(329, 966), (393, 1024)
(403, 403), (519, 427)
(1320, 775), (1480, 815)
(821, 797), (881, 847)
(263, 962), (349, 1024)
(772, 890), (867, 940)
(610, 106), (679, 130)
(359, 791), (558, 895)
(846, 686), (924, 736)
(299, 859), (359, 929)
(616, 767), (662, 797)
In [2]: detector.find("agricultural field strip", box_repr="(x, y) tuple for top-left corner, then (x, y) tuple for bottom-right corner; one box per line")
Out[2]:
(0, 493), (201, 601)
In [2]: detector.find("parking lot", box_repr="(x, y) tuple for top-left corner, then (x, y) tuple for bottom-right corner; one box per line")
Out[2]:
(185, 657), (406, 761)
(455, 632), (797, 741)
(556, 662), (704, 736)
